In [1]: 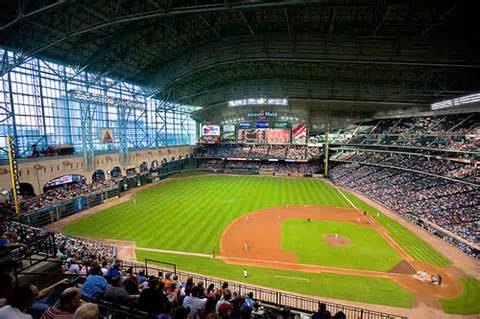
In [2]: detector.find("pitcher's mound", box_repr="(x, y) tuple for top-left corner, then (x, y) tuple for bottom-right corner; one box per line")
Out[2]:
(389, 260), (416, 275)
(324, 234), (351, 247)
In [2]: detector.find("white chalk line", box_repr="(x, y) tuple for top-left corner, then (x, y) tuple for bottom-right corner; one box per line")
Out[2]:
(136, 247), (214, 258)
(274, 275), (310, 282)
(334, 186), (358, 210)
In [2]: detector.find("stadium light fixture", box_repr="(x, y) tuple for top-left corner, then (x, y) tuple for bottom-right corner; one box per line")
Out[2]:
(431, 93), (480, 110)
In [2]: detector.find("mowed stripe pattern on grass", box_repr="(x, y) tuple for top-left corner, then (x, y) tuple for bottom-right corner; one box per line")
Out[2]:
(62, 176), (350, 253)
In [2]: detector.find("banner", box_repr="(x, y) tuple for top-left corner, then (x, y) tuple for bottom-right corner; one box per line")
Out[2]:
(202, 125), (220, 136)
(292, 124), (307, 144)
(100, 128), (114, 144)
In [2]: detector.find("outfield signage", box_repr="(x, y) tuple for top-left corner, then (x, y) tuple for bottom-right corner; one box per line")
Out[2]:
(239, 122), (252, 129)
(256, 120), (269, 128)
(247, 111), (278, 117)
(274, 121), (289, 129)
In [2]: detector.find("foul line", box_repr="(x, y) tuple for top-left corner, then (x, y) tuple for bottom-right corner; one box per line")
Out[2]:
(335, 186), (358, 210)
(274, 275), (310, 282)
(136, 247), (214, 258)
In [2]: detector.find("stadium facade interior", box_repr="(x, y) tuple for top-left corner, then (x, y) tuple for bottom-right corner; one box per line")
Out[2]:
(0, 1), (479, 319)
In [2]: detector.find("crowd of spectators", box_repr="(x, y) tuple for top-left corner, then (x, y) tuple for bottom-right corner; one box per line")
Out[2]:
(0, 220), (352, 319)
(195, 145), (321, 161)
(199, 160), (319, 176)
(14, 180), (117, 214)
(343, 112), (480, 152)
(333, 151), (479, 184)
(259, 163), (317, 176)
(329, 163), (479, 257)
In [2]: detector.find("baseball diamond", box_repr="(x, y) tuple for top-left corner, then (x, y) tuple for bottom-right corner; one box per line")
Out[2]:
(0, 2), (479, 319)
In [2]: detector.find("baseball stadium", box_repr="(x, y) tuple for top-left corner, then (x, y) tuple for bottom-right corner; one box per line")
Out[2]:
(0, 2), (479, 319)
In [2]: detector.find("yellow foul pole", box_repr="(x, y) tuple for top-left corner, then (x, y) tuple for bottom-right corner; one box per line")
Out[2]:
(324, 127), (329, 177)
(7, 135), (20, 216)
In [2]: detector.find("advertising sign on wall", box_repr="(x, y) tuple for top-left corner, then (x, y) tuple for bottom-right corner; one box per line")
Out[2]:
(256, 120), (269, 128)
(239, 122), (252, 129)
(223, 124), (235, 132)
(202, 125), (220, 136)
(274, 121), (289, 129)
(265, 129), (290, 143)
(292, 124), (307, 144)
(100, 128), (114, 144)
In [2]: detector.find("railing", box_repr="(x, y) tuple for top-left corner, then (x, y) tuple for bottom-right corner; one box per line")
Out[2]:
(120, 259), (407, 319)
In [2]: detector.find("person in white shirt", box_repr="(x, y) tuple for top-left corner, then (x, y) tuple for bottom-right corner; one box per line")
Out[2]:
(182, 286), (207, 319)
(67, 259), (81, 274)
(0, 284), (35, 319)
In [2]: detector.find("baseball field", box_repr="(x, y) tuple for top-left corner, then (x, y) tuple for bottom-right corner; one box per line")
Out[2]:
(60, 174), (480, 315)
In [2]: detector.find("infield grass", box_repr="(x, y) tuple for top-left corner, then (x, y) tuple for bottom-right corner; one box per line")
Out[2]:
(135, 250), (415, 308)
(282, 219), (402, 271)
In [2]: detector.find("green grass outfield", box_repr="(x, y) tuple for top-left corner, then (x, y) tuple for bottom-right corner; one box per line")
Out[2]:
(63, 176), (348, 253)
(282, 219), (402, 271)
(136, 250), (415, 308)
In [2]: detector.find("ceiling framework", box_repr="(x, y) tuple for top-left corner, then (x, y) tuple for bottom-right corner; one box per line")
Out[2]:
(0, 0), (478, 116)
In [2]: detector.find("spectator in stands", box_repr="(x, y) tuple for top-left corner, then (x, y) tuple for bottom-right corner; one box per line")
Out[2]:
(312, 303), (331, 319)
(334, 311), (346, 319)
(80, 267), (108, 301)
(29, 279), (70, 319)
(124, 274), (140, 295)
(0, 284), (36, 319)
(0, 271), (14, 307)
(138, 279), (169, 315)
(105, 262), (121, 282)
(40, 287), (81, 319)
(72, 303), (99, 319)
(173, 306), (189, 319)
(244, 292), (255, 308)
(215, 290), (231, 312)
(183, 286), (207, 319)
(217, 303), (232, 319)
(66, 259), (80, 274)
(103, 276), (130, 306)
